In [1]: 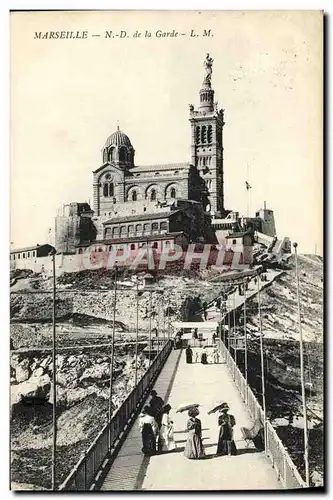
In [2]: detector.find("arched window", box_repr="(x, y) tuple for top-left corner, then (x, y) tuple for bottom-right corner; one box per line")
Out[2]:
(109, 148), (115, 162)
(152, 222), (159, 233)
(105, 227), (112, 238)
(195, 126), (200, 144)
(112, 227), (119, 238)
(170, 187), (176, 199)
(207, 125), (213, 143)
(152, 242), (158, 249)
(160, 221), (167, 232)
(217, 128), (222, 145)
(103, 183), (114, 197)
(120, 226), (127, 237)
(143, 223), (150, 234)
(150, 189), (156, 201)
(119, 147), (127, 162)
(132, 190), (137, 201)
(136, 224), (142, 234)
(128, 224), (134, 236)
(78, 248), (83, 254)
(201, 126), (207, 144)
(130, 243), (136, 250)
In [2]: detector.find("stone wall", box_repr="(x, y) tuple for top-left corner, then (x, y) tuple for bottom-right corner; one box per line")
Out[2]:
(10, 254), (84, 275)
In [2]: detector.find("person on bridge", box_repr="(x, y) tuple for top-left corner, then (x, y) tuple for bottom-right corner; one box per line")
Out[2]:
(185, 345), (193, 364)
(201, 346), (208, 364)
(139, 406), (159, 456)
(159, 404), (175, 452)
(149, 390), (164, 427)
(184, 407), (205, 460)
(212, 346), (219, 363)
(216, 403), (237, 456)
(203, 302), (208, 320)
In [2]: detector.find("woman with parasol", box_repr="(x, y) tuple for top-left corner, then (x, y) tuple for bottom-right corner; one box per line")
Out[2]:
(214, 402), (237, 456)
(181, 405), (205, 460)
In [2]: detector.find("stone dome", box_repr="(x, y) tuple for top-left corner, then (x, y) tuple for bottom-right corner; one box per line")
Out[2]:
(104, 127), (133, 148)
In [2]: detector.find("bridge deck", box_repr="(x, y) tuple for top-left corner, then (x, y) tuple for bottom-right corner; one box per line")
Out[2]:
(206, 268), (284, 324)
(100, 349), (281, 491)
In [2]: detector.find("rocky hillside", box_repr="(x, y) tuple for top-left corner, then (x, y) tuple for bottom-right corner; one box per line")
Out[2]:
(247, 254), (323, 343)
(231, 254), (323, 485)
(11, 346), (149, 490)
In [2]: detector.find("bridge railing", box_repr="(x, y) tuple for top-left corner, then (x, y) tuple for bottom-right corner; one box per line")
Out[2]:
(217, 340), (306, 489)
(59, 339), (172, 491)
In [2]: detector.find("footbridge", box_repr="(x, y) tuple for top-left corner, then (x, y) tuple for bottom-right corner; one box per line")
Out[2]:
(59, 272), (306, 492)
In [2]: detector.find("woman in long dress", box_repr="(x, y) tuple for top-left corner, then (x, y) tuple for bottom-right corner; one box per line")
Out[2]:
(138, 406), (159, 456)
(201, 346), (208, 364)
(159, 404), (176, 452)
(185, 345), (193, 364)
(216, 404), (237, 456)
(184, 407), (205, 459)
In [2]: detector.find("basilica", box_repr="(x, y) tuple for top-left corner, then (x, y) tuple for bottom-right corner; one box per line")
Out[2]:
(54, 55), (226, 254)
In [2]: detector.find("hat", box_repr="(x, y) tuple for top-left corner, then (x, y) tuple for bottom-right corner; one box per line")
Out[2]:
(162, 404), (172, 413)
(188, 407), (200, 417)
(219, 402), (230, 412)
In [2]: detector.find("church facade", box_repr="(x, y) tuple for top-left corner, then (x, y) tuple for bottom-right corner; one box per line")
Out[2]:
(55, 55), (225, 254)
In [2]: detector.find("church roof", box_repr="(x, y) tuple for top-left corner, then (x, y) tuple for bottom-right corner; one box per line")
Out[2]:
(103, 210), (181, 225)
(104, 128), (133, 148)
(132, 162), (191, 173)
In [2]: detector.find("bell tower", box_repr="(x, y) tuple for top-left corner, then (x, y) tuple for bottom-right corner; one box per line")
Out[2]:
(189, 54), (225, 216)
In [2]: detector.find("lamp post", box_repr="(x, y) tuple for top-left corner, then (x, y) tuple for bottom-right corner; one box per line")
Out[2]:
(149, 290), (152, 367)
(50, 251), (57, 491)
(294, 242), (310, 487)
(135, 279), (139, 387)
(227, 294), (230, 352)
(162, 291), (166, 343)
(156, 294), (160, 356)
(219, 298), (222, 342)
(167, 292), (171, 340)
(244, 278), (248, 403)
(108, 267), (117, 443)
(233, 291), (237, 365)
(257, 274), (267, 453)
(223, 295), (227, 347)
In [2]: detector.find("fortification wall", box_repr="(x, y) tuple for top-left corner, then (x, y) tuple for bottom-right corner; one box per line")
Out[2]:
(10, 254), (85, 276)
